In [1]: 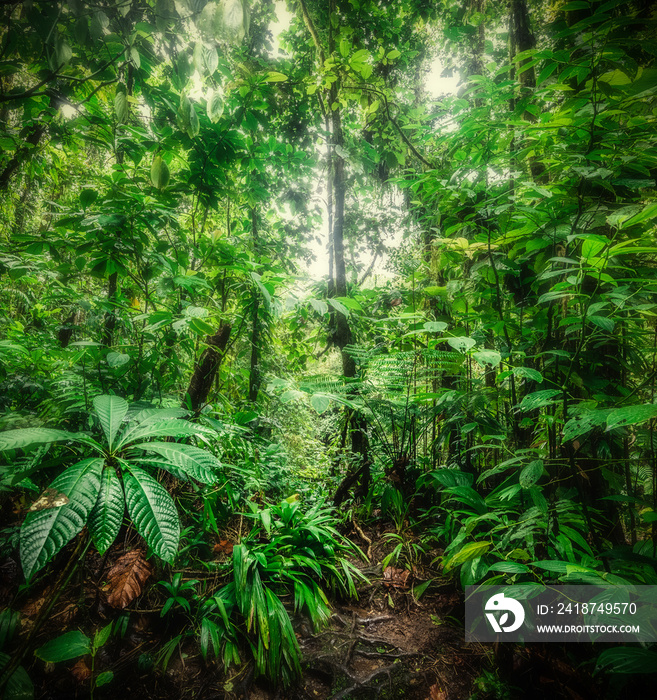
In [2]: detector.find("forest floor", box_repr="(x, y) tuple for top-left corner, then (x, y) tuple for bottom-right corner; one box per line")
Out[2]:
(4, 521), (610, 700)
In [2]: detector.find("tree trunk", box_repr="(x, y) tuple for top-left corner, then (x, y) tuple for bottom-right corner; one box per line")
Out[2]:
(183, 324), (231, 413)
(0, 124), (44, 192)
(326, 0), (370, 503)
(249, 208), (260, 403)
(101, 271), (118, 347)
(509, 0), (545, 181)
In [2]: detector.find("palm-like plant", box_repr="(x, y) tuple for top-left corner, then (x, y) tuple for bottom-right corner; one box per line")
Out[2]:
(0, 395), (221, 579)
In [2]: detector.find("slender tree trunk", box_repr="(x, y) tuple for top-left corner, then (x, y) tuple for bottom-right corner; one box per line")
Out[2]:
(101, 271), (118, 348)
(0, 124), (44, 192)
(510, 0), (546, 181)
(58, 311), (77, 348)
(183, 324), (232, 413)
(249, 207), (260, 403)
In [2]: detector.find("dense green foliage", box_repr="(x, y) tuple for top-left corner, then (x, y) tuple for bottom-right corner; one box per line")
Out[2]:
(1, 0), (657, 696)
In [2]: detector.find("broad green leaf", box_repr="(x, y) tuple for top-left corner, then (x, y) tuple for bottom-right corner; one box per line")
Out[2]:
(35, 631), (90, 662)
(124, 465), (180, 562)
(74, 16), (89, 44)
(212, 0), (249, 42)
(88, 466), (124, 554)
(93, 623), (112, 651)
(52, 38), (73, 69)
(445, 485), (487, 514)
(429, 469), (473, 488)
(280, 389), (304, 403)
(327, 298), (349, 317)
(251, 273), (272, 309)
(21, 458), (104, 579)
(116, 419), (215, 449)
(265, 71), (288, 82)
(90, 10), (109, 40)
(606, 404), (657, 432)
(588, 315), (615, 332)
(339, 38), (350, 57)
(446, 336), (476, 353)
(519, 460), (543, 489)
(581, 237), (607, 259)
(536, 61), (558, 85)
(79, 188), (98, 210)
(150, 155), (170, 190)
(114, 90), (128, 123)
(309, 298), (328, 315)
(424, 286), (447, 297)
(207, 89), (224, 123)
(619, 202), (657, 228)
(0, 428), (76, 451)
(187, 103), (200, 138)
(444, 541), (490, 571)
(412, 579), (432, 599)
(487, 561), (530, 574)
(93, 395), (128, 450)
(131, 442), (221, 484)
(423, 321), (448, 333)
(518, 389), (561, 411)
(512, 367), (543, 383)
(562, 409), (608, 442)
(309, 394), (330, 414)
(0, 652), (33, 700)
(472, 350), (501, 367)
(129, 407), (189, 425)
(530, 560), (571, 573)
(596, 647), (657, 674)
(177, 93), (199, 138)
(95, 671), (114, 687)
(194, 42), (218, 75)
(335, 296), (362, 312)
(106, 352), (130, 368)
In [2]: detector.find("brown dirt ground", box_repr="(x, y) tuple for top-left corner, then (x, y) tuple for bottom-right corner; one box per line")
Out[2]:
(0, 521), (635, 700)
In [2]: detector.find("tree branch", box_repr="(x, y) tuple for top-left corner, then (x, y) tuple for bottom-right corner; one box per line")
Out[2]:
(296, 0), (325, 64)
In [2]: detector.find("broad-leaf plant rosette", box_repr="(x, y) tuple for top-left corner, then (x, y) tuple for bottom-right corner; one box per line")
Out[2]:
(0, 396), (219, 579)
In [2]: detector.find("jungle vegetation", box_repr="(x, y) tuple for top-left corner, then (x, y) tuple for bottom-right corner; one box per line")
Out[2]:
(0, 0), (656, 697)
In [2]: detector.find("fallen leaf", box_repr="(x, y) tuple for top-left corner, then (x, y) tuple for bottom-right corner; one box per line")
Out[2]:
(102, 550), (152, 609)
(22, 594), (49, 618)
(383, 566), (411, 589)
(71, 658), (92, 683)
(59, 603), (78, 624)
(427, 684), (446, 700)
(213, 540), (234, 555)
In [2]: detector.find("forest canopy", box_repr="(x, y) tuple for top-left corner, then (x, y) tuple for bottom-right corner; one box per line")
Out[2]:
(1, 0), (657, 698)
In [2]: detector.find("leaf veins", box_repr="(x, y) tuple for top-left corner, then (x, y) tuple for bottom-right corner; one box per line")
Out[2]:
(102, 550), (152, 609)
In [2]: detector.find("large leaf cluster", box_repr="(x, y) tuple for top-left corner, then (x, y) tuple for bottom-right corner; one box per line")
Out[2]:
(0, 396), (220, 579)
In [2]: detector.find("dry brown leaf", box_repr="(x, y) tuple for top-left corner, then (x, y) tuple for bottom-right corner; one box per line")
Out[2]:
(213, 540), (234, 555)
(22, 594), (48, 619)
(71, 659), (92, 683)
(382, 566), (411, 589)
(427, 684), (446, 700)
(58, 603), (78, 624)
(102, 550), (153, 609)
